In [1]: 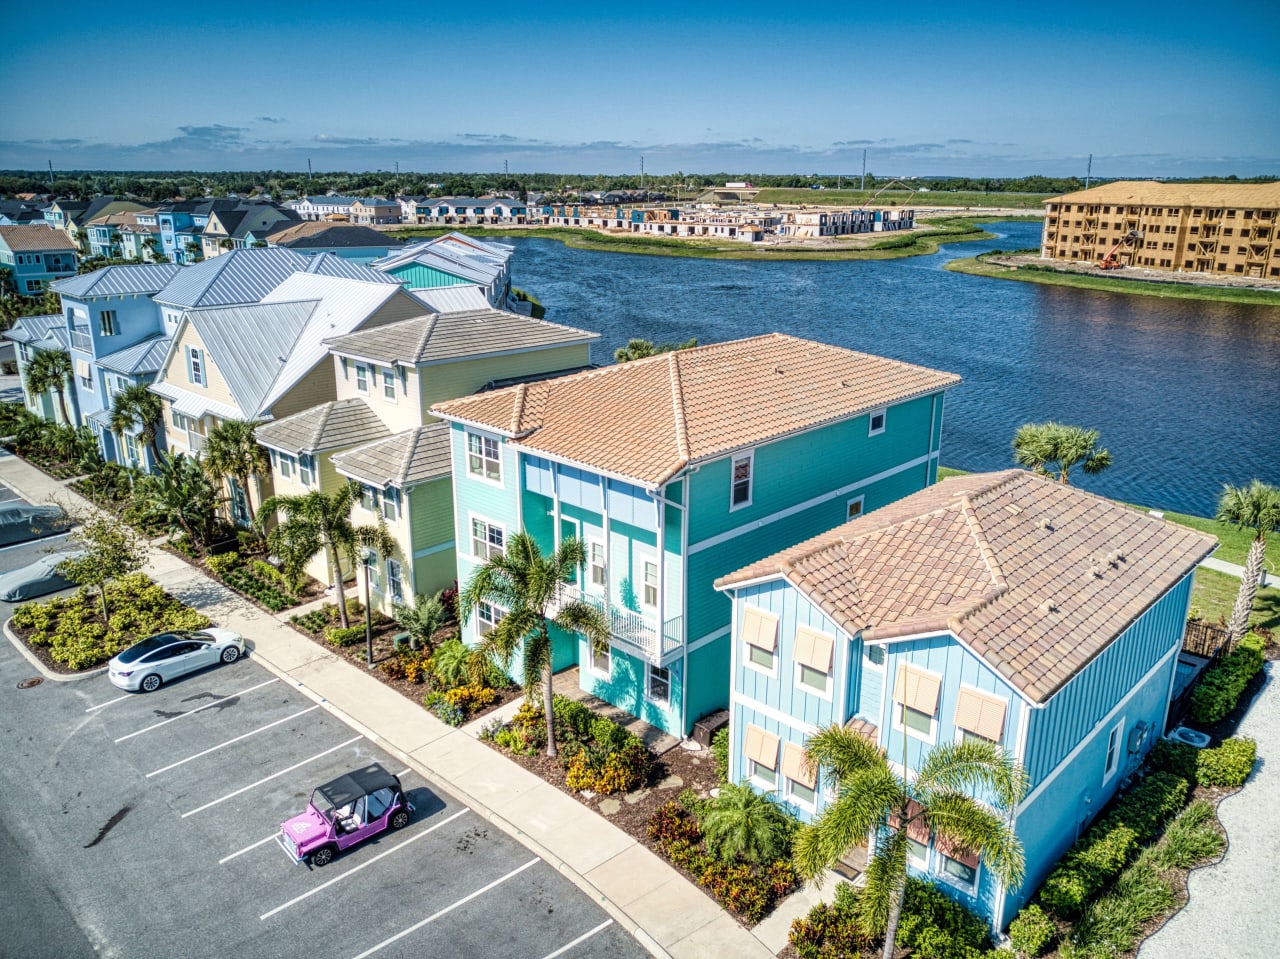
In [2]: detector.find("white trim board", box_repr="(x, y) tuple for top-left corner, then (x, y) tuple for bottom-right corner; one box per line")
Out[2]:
(731, 691), (818, 737)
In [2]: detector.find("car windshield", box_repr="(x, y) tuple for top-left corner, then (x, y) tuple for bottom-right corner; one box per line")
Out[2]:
(116, 631), (195, 663)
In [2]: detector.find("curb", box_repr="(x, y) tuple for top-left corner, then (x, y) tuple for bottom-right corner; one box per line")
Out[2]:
(3, 618), (108, 682)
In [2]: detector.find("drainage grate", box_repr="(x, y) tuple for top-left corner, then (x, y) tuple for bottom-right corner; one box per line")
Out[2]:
(17, 677), (44, 689)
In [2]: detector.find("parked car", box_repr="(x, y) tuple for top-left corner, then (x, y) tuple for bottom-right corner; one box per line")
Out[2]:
(0, 503), (72, 547)
(277, 763), (413, 867)
(107, 628), (245, 692)
(0, 549), (85, 601)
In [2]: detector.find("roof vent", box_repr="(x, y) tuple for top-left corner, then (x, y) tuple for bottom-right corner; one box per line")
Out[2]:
(775, 365), (784, 374)
(1040, 518), (1056, 532)
(1039, 600), (1058, 615)
(1090, 564), (1105, 579)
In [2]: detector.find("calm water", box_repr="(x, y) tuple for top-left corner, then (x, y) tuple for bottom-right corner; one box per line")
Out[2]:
(506, 224), (1280, 517)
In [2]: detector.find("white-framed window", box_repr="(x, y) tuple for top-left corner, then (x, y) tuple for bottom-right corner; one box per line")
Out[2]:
(938, 850), (979, 889)
(743, 724), (779, 790)
(471, 517), (504, 560)
(588, 641), (611, 678)
(279, 454), (294, 479)
(355, 363), (369, 392)
(642, 559), (658, 609)
(299, 454), (313, 487)
(892, 663), (941, 744)
(847, 495), (865, 520)
(477, 601), (505, 636)
(387, 558), (403, 603)
(782, 742), (817, 810)
(466, 431), (502, 483)
(646, 663), (671, 706)
(588, 540), (607, 589)
(187, 347), (204, 386)
(868, 407), (887, 436)
(730, 451), (753, 509)
(1103, 719), (1124, 784)
(794, 625), (834, 699)
(382, 368), (396, 400)
(906, 837), (930, 865)
(864, 643), (886, 670)
(381, 487), (399, 522)
(747, 642), (775, 672)
(360, 484), (377, 512)
(741, 606), (779, 677)
(99, 310), (117, 335)
(750, 759), (777, 788)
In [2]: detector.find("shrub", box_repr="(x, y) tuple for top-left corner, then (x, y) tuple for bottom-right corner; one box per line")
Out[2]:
(1148, 800), (1225, 870)
(1101, 771), (1188, 844)
(647, 801), (703, 846)
(251, 559), (286, 586)
(432, 638), (472, 687)
(711, 725), (730, 784)
(1064, 860), (1174, 958)
(1008, 904), (1056, 958)
(1147, 739), (1198, 783)
(552, 695), (595, 739)
(444, 682), (498, 715)
(677, 787), (711, 821)
(789, 882), (872, 959)
(896, 879), (991, 959)
(1189, 633), (1265, 723)
(1196, 737), (1256, 788)
(596, 739), (650, 794)
(206, 552), (241, 577)
(701, 783), (796, 865)
(325, 625), (364, 647)
(588, 714), (630, 751)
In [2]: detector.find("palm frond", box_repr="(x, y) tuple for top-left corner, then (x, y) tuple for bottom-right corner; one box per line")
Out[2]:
(792, 763), (901, 883)
(804, 722), (886, 784)
(855, 829), (909, 935)
(926, 791), (1025, 887)
(914, 739), (1029, 809)
(553, 600), (611, 646)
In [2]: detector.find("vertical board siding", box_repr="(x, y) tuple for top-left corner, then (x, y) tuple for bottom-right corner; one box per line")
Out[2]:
(580, 638), (683, 735)
(856, 652), (882, 723)
(686, 639), (730, 732)
(1024, 576), (1193, 785)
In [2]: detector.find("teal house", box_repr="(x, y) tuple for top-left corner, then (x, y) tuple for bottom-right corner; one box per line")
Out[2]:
(431, 334), (960, 736)
(715, 470), (1216, 929)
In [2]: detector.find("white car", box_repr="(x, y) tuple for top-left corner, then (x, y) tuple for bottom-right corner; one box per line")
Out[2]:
(108, 628), (245, 692)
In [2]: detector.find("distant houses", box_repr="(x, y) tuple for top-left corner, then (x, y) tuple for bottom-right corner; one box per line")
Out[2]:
(0, 225), (79, 294)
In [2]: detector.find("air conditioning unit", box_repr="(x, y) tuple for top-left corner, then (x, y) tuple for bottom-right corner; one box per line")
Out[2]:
(1167, 726), (1211, 749)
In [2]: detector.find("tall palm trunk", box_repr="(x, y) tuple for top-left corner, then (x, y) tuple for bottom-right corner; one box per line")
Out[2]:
(53, 386), (71, 426)
(882, 880), (907, 959)
(542, 632), (557, 759)
(327, 543), (350, 628)
(1227, 535), (1267, 642)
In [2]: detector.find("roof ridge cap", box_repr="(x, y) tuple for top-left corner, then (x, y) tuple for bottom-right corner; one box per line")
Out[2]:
(414, 313), (440, 361)
(959, 496), (1007, 591)
(511, 383), (529, 435)
(651, 352), (691, 488)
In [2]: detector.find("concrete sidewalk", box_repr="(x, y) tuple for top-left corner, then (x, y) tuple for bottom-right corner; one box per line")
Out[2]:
(0, 453), (783, 959)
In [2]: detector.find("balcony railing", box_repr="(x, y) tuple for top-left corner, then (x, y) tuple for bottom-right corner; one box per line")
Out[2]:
(70, 328), (92, 352)
(187, 429), (206, 453)
(552, 583), (682, 662)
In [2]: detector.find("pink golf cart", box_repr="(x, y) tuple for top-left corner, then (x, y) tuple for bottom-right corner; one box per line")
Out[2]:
(277, 763), (413, 866)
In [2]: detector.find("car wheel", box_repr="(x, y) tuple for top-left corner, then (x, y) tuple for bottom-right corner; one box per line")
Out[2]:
(390, 809), (410, 830)
(140, 674), (162, 693)
(310, 846), (335, 867)
(220, 646), (240, 664)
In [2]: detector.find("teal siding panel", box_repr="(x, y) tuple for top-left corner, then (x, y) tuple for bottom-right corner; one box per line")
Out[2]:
(686, 637), (730, 731)
(580, 640), (682, 735)
(1024, 575), (1193, 785)
(389, 263), (471, 288)
(521, 489), (554, 547)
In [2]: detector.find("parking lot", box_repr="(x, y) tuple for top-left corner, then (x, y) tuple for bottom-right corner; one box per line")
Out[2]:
(0, 513), (649, 959)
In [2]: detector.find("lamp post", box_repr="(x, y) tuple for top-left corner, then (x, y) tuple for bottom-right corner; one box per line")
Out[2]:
(362, 547), (374, 666)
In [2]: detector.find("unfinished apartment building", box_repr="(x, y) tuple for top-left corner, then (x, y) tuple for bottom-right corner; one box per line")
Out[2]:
(1041, 181), (1280, 278)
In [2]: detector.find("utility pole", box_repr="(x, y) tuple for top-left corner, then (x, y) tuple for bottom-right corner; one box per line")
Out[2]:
(307, 158), (313, 183)
(504, 159), (509, 176)
(1085, 153), (1093, 190)
(861, 150), (867, 192)
(641, 155), (645, 193)
(47, 160), (54, 188)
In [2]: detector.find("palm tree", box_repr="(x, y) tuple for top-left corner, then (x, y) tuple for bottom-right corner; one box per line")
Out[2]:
(1216, 480), (1280, 643)
(1011, 421), (1112, 485)
(393, 590), (448, 652)
(110, 382), (164, 468)
(701, 783), (794, 864)
(259, 482), (361, 628)
(136, 452), (223, 545)
(203, 419), (270, 527)
(24, 349), (75, 425)
(614, 337), (699, 363)
(461, 533), (611, 758)
(793, 727), (1027, 959)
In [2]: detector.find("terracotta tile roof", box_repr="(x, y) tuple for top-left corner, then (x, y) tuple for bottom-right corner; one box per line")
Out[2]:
(716, 470), (1217, 703)
(431, 334), (960, 487)
(845, 717), (879, 742)
(0, 225), (77, 252)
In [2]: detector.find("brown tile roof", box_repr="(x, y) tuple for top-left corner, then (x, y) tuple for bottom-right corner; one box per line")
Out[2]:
(330, 423), (452, 488)
(0, 225), (78, 252)
(431, 334), (961, 487)
(716, 470), (1217, 703)
(1047, 180), (1280, 208)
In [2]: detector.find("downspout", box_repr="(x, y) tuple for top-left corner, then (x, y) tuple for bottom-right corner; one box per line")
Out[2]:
(680, 476), (691, 736)
(926, 393), (938, 486)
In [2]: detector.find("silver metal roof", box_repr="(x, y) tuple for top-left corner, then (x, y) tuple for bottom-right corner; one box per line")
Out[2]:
(52, 263), (182, 299)
(330, 423), (452, 489)
(3, 313), (64, 344)
(255, 398), (391, 455)
(96, 334), (172, 375)
(413, 285), (491, 313)
(153, 248), (394, 309)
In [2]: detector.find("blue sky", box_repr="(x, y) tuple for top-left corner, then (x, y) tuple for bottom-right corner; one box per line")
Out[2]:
(3, 1), (1277, 177)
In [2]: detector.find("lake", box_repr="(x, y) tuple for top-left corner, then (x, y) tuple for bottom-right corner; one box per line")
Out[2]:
(504, 223), (1280, 517)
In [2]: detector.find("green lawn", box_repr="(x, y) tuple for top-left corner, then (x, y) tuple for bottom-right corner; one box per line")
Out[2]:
(750, 189), (1052, 209)
(945, 255), (1280, 307)
(1126, 506), (1280, 570)
(1191, 567), (1280, 633)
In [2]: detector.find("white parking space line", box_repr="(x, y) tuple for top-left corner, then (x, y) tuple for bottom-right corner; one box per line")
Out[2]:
(347, 857), (541, 959)
(85, 694), (131, 713)
(260, 807), (469, 919)
(0, 531), (71, 553)
(146, 705), (321, 777)
(219, 833), (282, 865)
(182, 735), (363, 818)
(114, 678), (279, 743)
(540, 920), (615, 959)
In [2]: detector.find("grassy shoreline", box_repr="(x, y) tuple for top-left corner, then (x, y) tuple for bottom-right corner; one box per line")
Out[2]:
(392, 216), (1003, 262)
(945, 254), (1280, 306)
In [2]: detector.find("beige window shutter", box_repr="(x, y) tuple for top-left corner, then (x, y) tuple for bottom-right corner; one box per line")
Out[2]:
(741, 606), (778, 652)
(893, 664), (941, 715)
(954, 688), (1007, 742)
(781, 741), (816, 788)
(794, 625), (834, 673)
(743, 724), (780, 769)
(74, 358), (91, 379)
(936, 832), (981, 868)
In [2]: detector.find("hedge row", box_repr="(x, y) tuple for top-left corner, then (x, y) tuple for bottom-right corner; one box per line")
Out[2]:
(1189, 632), (1265, 724)
(1147, 737), (1258, 789)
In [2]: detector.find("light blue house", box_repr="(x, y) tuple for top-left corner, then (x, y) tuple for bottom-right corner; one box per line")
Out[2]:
(714, 470), (1216, 929)
(0, 226), (79, 295)
(431, 334), (960, 737)
(5, 313), (71, 422)
(372, 233), (512, 307)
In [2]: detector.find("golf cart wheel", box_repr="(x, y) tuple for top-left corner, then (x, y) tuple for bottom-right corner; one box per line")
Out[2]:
(311, 846), (335, 867)
(140, 674), (162, 693)
(390, 809), (410, 830)
(220, 646), (240, 664)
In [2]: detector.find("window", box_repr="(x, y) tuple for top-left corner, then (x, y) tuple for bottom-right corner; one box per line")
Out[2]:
(99, 310), (117, 335)
(847, 495), (865, 520)
(794, 625), (834, 697)
(901, 704), (932, 734)
(466, 432), (501, 483)
(642, 560), (658, 609)
(75, 358), (93, 390)
(646, 663), (671, 706)
(476, 601), (504, 636)
(1103, 720), (1123, 783)
(187, 347), (204, 386)
(893, 663), (941, 742)
(588, 641), (610, 677)
(741, 606), (778, 675)
(355, 364), (369, 392)
(953, 687), (1007, 745)
(906, 837), (929, 864)
(868, 408), (887, 436)
(386, 559), (403, 603)
(382, 368), (396, 400)
(743, 724), (778, 788)
(782, 741), (817, 807)
(865, 643), (885, 668)
(588, 541), (607, 588)
(361, 485), (377, 512)
(381, 487), (399, 522)
(940, 853), (977, 886)
(279, 454), (294, 479)
(730, 452), (753, 508)
(299, 455), (312, 487)
(471, 518), (504, 559)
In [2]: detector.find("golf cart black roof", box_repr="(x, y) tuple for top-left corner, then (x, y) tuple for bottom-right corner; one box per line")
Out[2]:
(315, 763), (400, 808)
